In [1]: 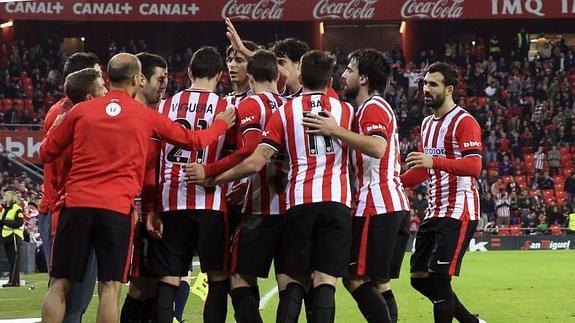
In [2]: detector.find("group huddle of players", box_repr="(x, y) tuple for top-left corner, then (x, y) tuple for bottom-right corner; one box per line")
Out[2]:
(38, 19), (486, 323)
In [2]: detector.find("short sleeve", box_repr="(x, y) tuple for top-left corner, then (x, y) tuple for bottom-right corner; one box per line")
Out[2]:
(456, 115), (483, 158)
(358, 103), (392, 140)
(260, 110), (284, 152)
(237, 98), (263, 135)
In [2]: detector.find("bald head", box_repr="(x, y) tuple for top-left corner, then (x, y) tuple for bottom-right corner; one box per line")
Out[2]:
(107, 53), (141, 87)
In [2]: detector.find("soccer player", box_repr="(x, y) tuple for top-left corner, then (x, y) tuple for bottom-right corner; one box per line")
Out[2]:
(186, 49), (286, 323)
(40, 53), (234, 323)
(210, 50), (354, 323)
(120, 52), (168, 323)
(401, 62), (486, 323)
(148, 47), (234, 323)
(40, 53), (105, 323)
(302, 48), (410, 323)
(271, 38), (310, 98)
(225, 39), (259, 106)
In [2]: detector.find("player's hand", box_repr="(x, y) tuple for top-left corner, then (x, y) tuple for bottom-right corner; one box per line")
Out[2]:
(53, 113), (66, 127)
(216, 108), (236, 129)
(184, 163), (206, 183)
(225, 18), (254, 58)
(406, 152), (434, 169)
(302, 111), (340, 137)
(198, 177), (217, 188)
(146, 211), (163, 239)
(226, 181), (248, 206)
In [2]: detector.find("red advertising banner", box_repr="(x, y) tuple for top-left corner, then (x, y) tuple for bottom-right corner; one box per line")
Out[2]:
(1, 0), (574, 22)
(0, 130), (42, 164)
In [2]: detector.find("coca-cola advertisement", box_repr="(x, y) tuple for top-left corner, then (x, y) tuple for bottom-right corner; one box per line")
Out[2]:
(312, 0), (377, 20)
(221, 0), (285, 20)
(1, 0), (574, 21)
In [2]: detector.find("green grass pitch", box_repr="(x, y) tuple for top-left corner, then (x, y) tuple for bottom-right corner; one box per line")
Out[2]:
(1, 250), (574, 322)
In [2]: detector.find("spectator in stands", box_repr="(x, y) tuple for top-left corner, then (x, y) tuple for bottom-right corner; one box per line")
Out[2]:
(539, 171), (555, 190)
(479, 192), (494, 228)
(491, 178), (504, 197)
(547, 201), (565, 226)
(566, 206), (575, 234)
(547, 145), (561, 176)
(499, 154), (514, 176)
(564, 172), (575, 205)
(534, 146), (545, 173)
(495, 190), (511, 227)
(536, 213), (549, 234)
(485, 130), (498, 162)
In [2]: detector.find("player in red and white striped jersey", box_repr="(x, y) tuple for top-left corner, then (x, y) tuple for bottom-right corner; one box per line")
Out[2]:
(211, 51), (353, 323)
(303, 49), (410, 323)
(401, 62), (485, 323)
(120, 52), (168, 323)
(186, 50), (287, 323)
(149, 47), (233, 323)
(271, 38), (309, 98)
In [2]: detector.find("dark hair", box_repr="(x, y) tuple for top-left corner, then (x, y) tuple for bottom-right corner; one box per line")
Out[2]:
(426, 62), (457, 87)
(300, 50), (334, 91)
(107, 56), (140, 86)
(136, 52), (167, 80)
(63, 52), (99, 79)
(226, 41), (260, 58)
(247, 50), (278, 83)
(348, 48), (390, 94)
(271, 38), (309, 63)
(64, 68), (100, 104)
(189, 46), (223, 79)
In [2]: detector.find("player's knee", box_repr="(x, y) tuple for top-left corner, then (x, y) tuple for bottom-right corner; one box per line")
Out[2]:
(410, 271), (429, 279)
(230, 273), (256, 290)
(275, 273), (291, 291)
(207, 271), (229, 282)
(160, 275), (180, 287)
(372, 278), (391, 293)
(343, 276), (369, 293)
(312, 271), (337, 287)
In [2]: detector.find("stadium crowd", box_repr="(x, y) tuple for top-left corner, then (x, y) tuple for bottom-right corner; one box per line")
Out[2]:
(2, 35), (575, 237)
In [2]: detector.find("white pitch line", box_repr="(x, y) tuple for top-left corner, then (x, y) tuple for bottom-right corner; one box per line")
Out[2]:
(259, 286), (279, 310)
(0, 319), (41, 323)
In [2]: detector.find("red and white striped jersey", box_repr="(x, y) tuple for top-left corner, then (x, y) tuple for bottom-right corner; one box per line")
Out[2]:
(420, 105), (483, 221)
(237, 92), (287, 215)
(158, 89), (232, 212)
(261, 92), (354, 210)
(351, 95), (410, 217)
(225, 89), (252, 108)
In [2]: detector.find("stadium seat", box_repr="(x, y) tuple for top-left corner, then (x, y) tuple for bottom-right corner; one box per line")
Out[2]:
(542, 189), (554, 199)
(563, 168), (574, 177)
(524, 154), (534, 163)
(555, 191), (567, 205)
(24, 98), (34, 109)
(498, 229), (510, 236)
(510, 225), (522, 236)
(2, 98), (13, 109)
(502, 176), (512, 185)
(550, 224), (563, 236)
(560, 146), (569, 157)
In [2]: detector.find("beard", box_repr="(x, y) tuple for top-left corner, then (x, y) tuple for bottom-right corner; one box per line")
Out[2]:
(424, 92), (446, 109)
(344, 83), (359, 99)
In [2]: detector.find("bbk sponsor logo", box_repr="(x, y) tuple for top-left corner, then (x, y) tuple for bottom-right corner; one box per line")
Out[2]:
(312, 0), (377, 20)
(221, 0), (285, 20)
(463, 141), (481, 148)
(241, 115), (256, 125)
(366, 124), (384, 132)
(400, 0), (464, 19)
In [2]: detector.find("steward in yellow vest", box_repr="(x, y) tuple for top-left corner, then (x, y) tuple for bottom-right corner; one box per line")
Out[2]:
(1, 191), (24, 287)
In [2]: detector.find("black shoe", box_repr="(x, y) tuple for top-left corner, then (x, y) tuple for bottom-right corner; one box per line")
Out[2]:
(2, 283), (20, 287)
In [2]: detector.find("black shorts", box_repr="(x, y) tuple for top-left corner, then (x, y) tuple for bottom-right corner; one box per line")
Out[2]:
(51, 207), (135, 283)
(150, 210), (229, 276)
(230, 214), (285, 278)
(410, 217), (478, 276)
(284, 202), (352, 278)
(350, 211), (410, 279)
(130, 222), (155, 278)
